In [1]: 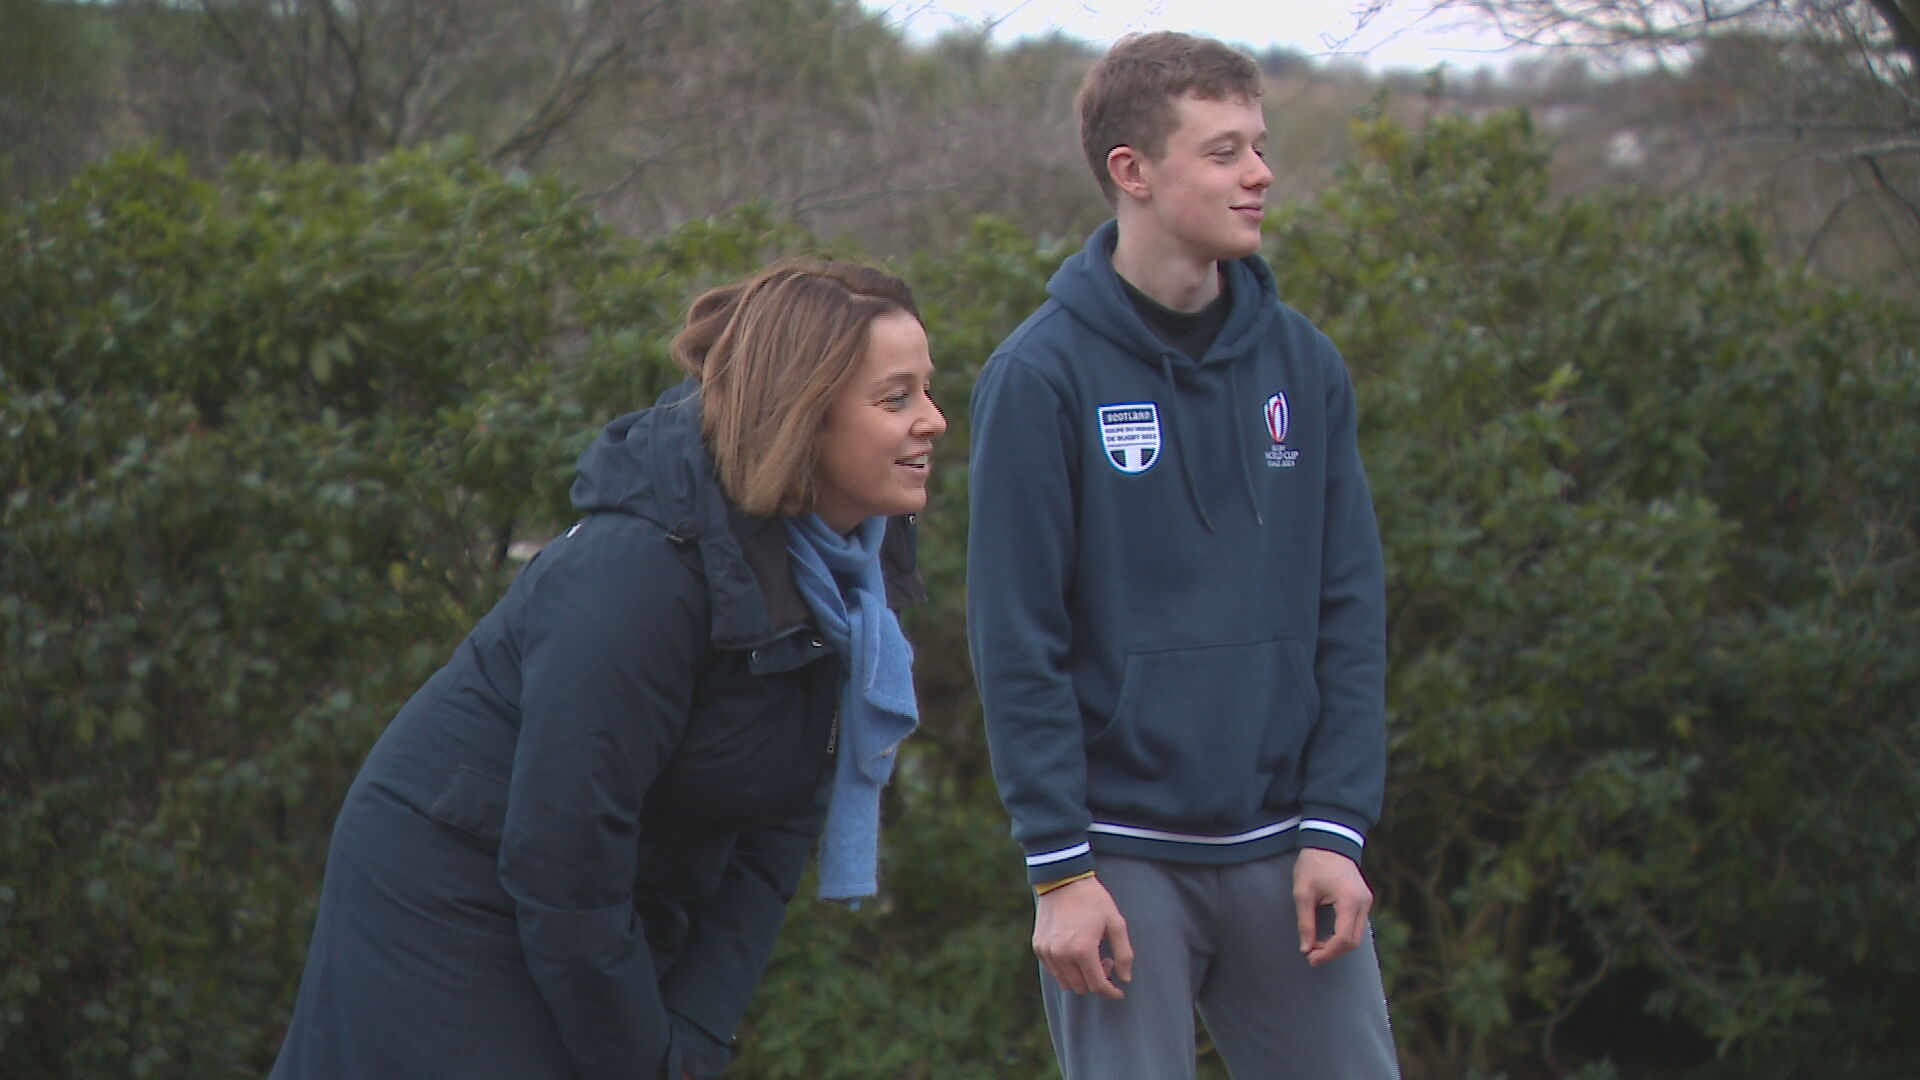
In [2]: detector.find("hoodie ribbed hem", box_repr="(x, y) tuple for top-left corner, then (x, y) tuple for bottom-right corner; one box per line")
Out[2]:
(1022, 810), (1372, 884)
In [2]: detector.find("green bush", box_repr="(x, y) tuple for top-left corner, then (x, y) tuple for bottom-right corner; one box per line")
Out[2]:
(1271, 108), (1920, 1078)
(0, 142), (808, 1078)
(4, 115), (1915, 1080)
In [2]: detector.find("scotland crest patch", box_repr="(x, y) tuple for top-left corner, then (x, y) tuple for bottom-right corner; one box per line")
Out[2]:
(1098, 402), (1161, 474)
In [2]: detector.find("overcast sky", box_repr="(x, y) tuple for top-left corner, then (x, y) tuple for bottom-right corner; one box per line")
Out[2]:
(864, 0), (1534, 70)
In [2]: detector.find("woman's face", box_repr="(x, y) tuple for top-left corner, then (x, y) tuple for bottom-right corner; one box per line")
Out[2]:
(812, 312), (947, 534)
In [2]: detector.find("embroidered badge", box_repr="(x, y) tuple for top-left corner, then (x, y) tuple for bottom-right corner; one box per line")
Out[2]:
(1263, 392), (1299, 469)
(1098, 402), (1161, 474)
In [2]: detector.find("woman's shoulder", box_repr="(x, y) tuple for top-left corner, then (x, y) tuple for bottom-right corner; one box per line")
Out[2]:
(516, 512), (709, 619)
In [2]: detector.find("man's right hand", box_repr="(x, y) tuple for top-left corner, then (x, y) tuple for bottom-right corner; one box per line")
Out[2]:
(1033, 874), (1133, 999)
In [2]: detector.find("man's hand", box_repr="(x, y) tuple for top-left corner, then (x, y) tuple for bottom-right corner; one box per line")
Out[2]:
(1294, 847), (1372, 967)
(1033, 874), (1133, 999)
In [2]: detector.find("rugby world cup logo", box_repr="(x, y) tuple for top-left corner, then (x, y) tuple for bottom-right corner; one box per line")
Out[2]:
(1264, 392), (1299, 469)
(1265, 392), (1289, 445)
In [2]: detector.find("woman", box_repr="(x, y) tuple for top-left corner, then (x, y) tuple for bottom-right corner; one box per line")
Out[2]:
(270, 262), (947, 1080)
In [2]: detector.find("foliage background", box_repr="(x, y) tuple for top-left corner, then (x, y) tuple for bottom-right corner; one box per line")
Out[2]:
(5, 2), (1919, 1078)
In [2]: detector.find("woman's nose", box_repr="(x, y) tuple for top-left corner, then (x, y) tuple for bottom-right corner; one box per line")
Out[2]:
(917, 397), (948, 437)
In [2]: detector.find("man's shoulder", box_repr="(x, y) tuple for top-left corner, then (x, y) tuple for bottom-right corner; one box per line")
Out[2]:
(992, 298), (1081, 364)
(1268, 295), (1338, 347)
(975, 302), (1087, 403)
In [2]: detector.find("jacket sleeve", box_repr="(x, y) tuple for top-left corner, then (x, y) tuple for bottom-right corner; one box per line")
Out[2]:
(498, 521), (704, 1080)
(1298, 352), (1389, 865)
(658, 779), (828, 1077)
(966, 354), (1097, 886)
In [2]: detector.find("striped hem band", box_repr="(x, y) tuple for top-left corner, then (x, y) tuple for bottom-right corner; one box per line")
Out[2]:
(1299, 820), (1366, 848)
(1025, 841), (1092, 867)
(1086, 815), (1304, 846)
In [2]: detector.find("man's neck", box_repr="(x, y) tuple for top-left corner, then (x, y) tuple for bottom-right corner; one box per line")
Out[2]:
(1111, 224), (1221, 314)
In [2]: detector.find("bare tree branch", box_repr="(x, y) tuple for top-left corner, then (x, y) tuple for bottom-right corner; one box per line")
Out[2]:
(1438, 0), (1920, 293)
(486, 3), (654, 169)
(1865, 0), (1920, 74)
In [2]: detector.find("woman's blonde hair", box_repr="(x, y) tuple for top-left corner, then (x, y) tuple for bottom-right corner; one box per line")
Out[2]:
(671, 260), (920, 518)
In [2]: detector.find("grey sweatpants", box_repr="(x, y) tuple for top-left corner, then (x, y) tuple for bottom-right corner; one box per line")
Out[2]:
(1039, 851), (1400, 1080)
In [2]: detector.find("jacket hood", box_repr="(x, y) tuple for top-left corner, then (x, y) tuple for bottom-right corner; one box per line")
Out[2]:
(1045, 219), (1280, 374)
(572, 378), (714, 525)
(569, 378), (927, 648)
(569, 378), (771, 647)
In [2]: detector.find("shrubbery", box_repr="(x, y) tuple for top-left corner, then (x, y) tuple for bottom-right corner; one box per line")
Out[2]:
(1271, 110), (1920, 1078)
(3, 117), (1914, 1079)
(0, 142), (789, 1076)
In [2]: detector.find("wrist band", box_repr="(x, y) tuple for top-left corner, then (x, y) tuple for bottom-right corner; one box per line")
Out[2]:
(1034, 870), (1097, 896)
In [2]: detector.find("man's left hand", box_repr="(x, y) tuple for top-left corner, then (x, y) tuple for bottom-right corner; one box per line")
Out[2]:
(1293, 847), (1372, 967)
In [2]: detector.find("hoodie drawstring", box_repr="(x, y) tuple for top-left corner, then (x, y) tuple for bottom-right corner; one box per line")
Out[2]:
(1227, 359), (1264, 526)
(1161, 353), (1217, 534)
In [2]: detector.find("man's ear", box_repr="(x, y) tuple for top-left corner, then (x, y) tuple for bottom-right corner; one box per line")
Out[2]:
(1107, 145), (1150, 201)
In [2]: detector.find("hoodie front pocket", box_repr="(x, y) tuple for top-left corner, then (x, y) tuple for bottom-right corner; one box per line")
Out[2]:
(1088, 638), (1318, 825)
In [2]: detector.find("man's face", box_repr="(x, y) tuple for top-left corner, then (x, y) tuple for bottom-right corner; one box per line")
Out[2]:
(1135, 92), (1272, 263)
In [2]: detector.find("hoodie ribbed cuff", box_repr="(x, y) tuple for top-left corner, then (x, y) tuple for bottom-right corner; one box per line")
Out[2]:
(1298, 805), (1370, 865)
(1022, 836), (1095, 887)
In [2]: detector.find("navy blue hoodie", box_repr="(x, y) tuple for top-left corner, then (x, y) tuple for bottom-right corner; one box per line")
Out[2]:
(967, 221), (1387, 886)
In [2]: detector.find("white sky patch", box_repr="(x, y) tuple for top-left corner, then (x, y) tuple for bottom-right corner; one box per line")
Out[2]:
(865, 1), (1539, 71)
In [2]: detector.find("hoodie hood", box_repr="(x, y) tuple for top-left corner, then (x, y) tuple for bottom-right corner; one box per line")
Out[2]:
(1046, 220), (1280, 375)
(1044, 220), (1282, 530)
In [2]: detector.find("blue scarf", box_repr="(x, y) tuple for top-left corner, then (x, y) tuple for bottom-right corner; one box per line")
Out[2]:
(784, 514), (919, 904)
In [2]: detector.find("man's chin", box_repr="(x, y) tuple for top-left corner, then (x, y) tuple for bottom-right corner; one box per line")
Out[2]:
(1218, 237), (1263, 261)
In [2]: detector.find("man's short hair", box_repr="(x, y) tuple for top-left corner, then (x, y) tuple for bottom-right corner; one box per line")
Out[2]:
(671, 261), (920, 518)
(1077, 32), (1264, 205)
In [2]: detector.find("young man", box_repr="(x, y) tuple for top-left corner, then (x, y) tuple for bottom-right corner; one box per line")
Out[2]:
(966, 32), (1399, 1079)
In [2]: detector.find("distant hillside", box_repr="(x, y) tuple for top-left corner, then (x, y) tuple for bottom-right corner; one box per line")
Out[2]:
(3, 0), (1912, 294)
